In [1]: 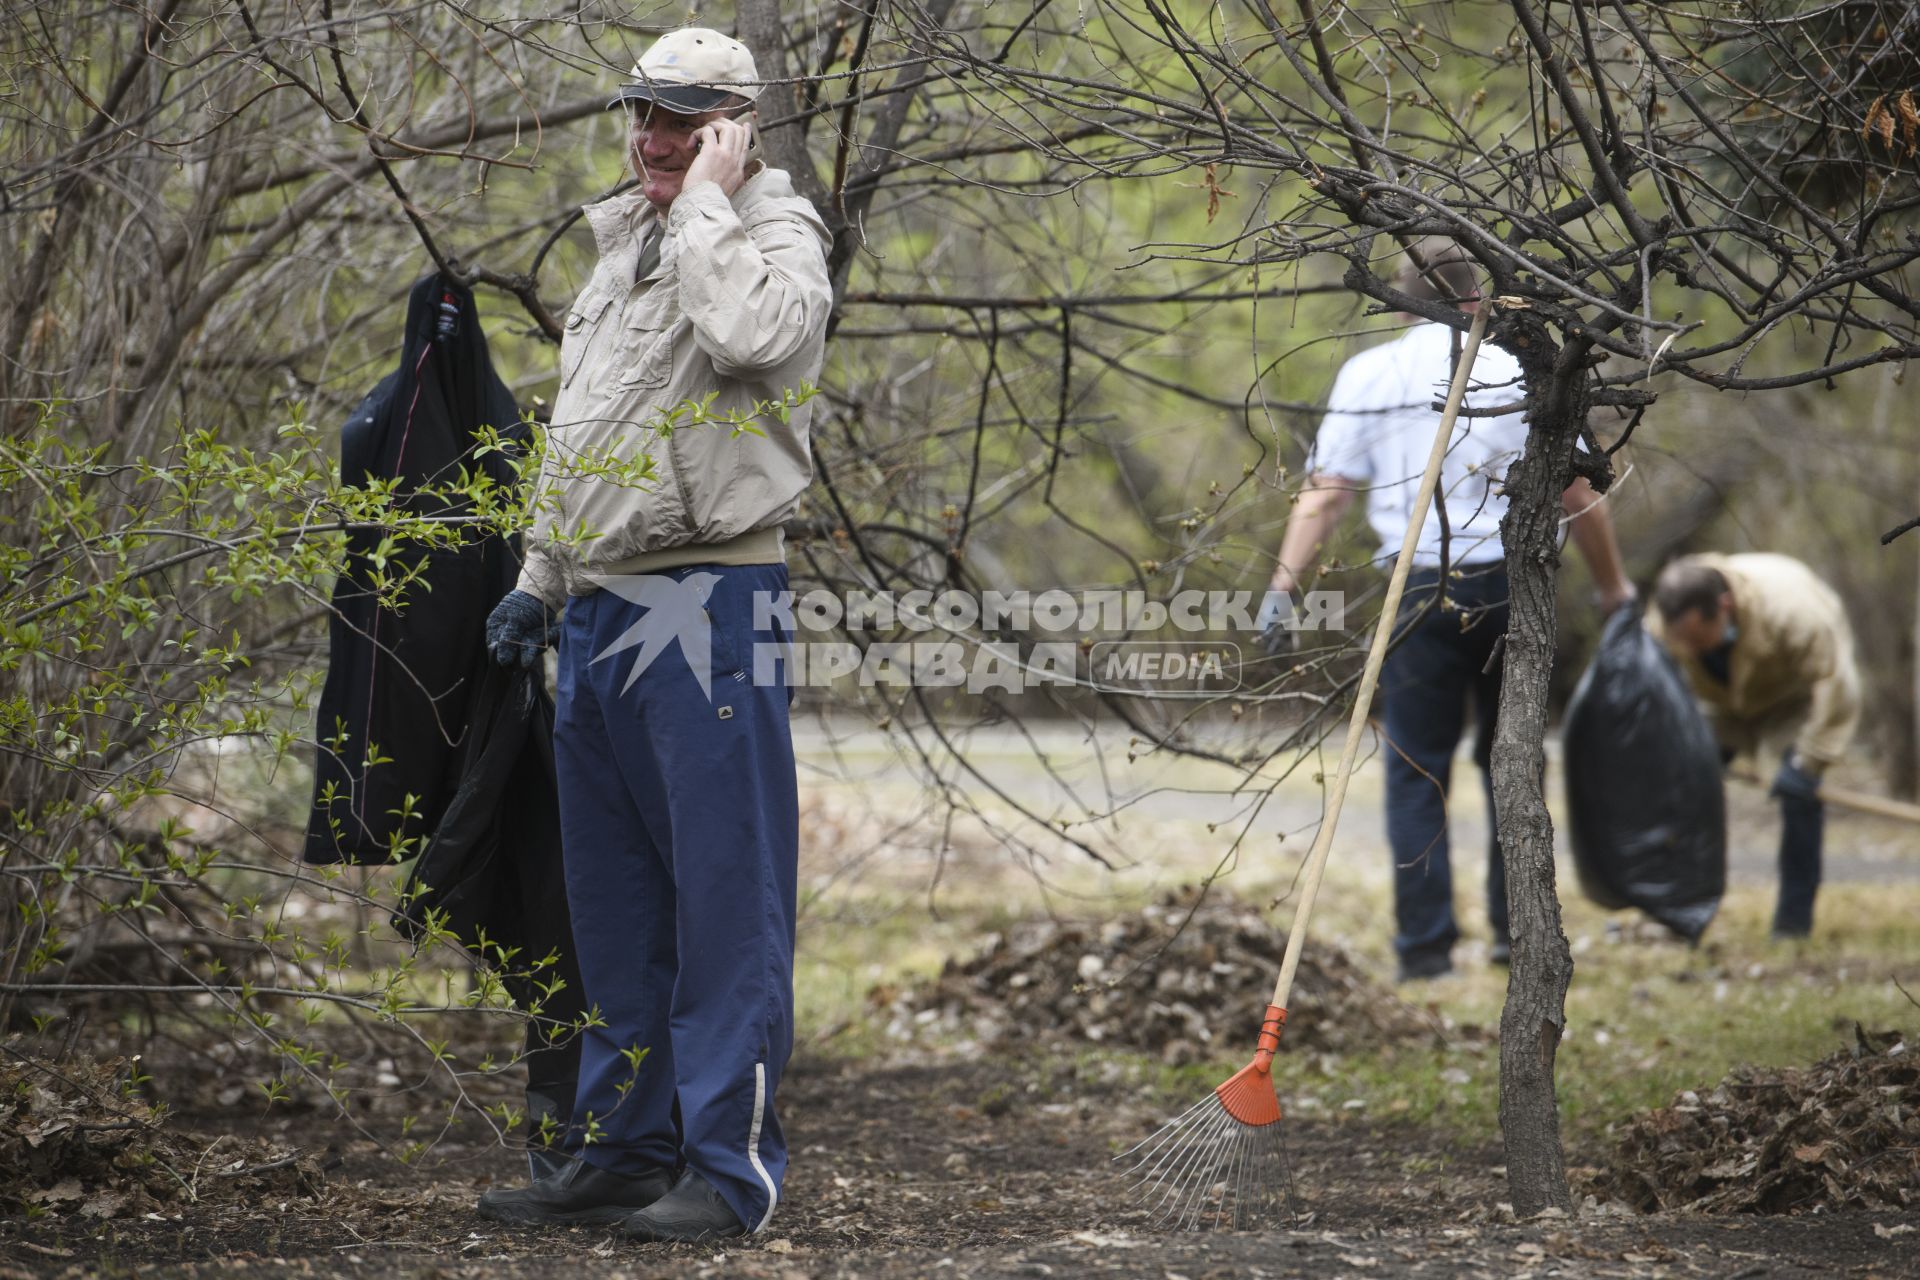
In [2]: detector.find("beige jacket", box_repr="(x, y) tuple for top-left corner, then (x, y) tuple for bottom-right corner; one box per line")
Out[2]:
(514, 168), (832, 606)
(1645, 552), (1861, 766)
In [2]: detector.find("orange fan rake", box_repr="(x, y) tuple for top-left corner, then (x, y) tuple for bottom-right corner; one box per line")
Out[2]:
(1115, 1004), (1289, 1229)
(1116, 305), (1494, 1230)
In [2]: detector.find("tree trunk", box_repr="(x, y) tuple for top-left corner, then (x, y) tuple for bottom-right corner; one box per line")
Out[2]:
(1492, 327), (1589, 1216)
(735, 0), (830, 210)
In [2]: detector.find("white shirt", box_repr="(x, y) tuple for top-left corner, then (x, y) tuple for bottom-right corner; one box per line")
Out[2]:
(1306, 322), (1530, 569)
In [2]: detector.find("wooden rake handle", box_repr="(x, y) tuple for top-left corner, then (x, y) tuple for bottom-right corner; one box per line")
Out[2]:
(1728, 766), (1920, 827)
(1269, 305), (1494, 1012)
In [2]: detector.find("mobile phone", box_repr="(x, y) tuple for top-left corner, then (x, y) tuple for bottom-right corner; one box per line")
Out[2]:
(692, 110), (758, 159)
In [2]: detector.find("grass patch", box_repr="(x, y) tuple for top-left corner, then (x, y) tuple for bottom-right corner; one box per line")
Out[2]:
(1266, 881), (1920, 1153)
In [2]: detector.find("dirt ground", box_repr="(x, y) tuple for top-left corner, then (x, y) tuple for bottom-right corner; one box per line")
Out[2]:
(8, 729), (1916, 1277)
(5, 1048), (1916, 1280)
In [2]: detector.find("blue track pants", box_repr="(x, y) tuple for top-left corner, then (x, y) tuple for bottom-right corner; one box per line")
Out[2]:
(552, 562), (797, 1231)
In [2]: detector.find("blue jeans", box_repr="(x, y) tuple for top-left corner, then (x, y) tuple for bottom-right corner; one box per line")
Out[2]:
(1379, 564), (1509, 966)
(552, 562), (798, 1231)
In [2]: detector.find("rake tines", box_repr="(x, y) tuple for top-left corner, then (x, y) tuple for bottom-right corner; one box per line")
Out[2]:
(1115, 1003), (1294, 1230)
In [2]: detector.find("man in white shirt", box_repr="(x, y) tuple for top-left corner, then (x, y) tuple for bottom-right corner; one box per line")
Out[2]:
(1263, 240), (1635, 981)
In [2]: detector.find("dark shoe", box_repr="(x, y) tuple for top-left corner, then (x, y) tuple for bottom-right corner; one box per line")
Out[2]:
(477, 1158), (674, 1227)
(1771, 924), (1812, 942)
(1490, 935), (1511, 966)
(618, 1168), (749, 1243)
(1396, 950), (1453, 983)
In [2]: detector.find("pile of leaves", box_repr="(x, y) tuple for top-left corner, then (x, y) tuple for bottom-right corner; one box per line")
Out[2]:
(0, 1047), (324, 1221)
(879, 889), (1462, 1063)
(1602, 1026), (1918, 1214)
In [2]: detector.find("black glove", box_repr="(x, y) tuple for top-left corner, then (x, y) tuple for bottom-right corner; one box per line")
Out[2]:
(1253, 589), (1301, 657)
(1769, 749), (1823, 804)
(486, 589), (559, 669)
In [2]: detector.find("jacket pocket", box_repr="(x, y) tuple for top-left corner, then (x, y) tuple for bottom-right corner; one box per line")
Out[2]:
(559, 293), (613, 391)
(613, 314), (674, 391)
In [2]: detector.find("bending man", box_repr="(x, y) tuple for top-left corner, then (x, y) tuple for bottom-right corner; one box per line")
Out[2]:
(1648, 553), (1860, 939)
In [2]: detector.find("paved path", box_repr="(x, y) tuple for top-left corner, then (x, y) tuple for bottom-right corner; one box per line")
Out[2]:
(793, 716), (1920, 887)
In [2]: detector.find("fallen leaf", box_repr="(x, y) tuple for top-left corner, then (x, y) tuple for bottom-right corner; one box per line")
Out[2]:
(27, 1178), (83, 1206)
(79, 1191), (126, 1220)
(23, 1120), (71, 1149)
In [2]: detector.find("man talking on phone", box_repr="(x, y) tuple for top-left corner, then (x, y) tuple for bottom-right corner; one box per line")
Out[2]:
(478, 29), (830, 1242)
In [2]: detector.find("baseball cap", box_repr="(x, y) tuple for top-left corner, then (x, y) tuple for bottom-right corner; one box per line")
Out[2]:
(609, 28), (763, 114)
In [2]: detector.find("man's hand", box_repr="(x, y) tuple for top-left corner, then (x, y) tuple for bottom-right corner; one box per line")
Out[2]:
(1254, 588), (1301, 657)
(1597, 584), (1640, 617)
(486, 590), (559, 669)
(682, 116), (752, 199)
(1769, 749), (1824, 804)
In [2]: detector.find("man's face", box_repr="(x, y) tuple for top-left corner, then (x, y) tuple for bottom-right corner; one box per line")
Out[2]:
(628, 103), (733, 210)
(1666, 595), (1735, 657)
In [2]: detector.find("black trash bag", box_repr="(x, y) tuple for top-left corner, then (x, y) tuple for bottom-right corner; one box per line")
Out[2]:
(1563, 608), (1727, 940)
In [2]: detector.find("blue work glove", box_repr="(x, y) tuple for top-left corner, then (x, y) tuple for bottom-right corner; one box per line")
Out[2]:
(1769, 749), (1823, 804)
(1253, 589), (1301, 657)
(485, 589), (559, 669)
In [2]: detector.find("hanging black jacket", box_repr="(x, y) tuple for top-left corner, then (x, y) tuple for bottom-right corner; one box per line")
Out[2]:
(304, 274), (523, 866)
(306, 273), (583, 1173)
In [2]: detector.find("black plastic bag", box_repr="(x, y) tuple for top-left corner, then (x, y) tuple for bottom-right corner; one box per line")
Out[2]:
(393, 663), (584, 1180)
(1563, 608), (1726, 940)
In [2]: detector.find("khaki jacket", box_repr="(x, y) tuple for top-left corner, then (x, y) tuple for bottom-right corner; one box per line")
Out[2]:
(1645, 552), (1861, 766)
(514, 169), (832, 606)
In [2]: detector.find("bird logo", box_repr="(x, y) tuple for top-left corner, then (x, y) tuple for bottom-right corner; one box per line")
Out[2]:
(591, 572), (725, 700)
